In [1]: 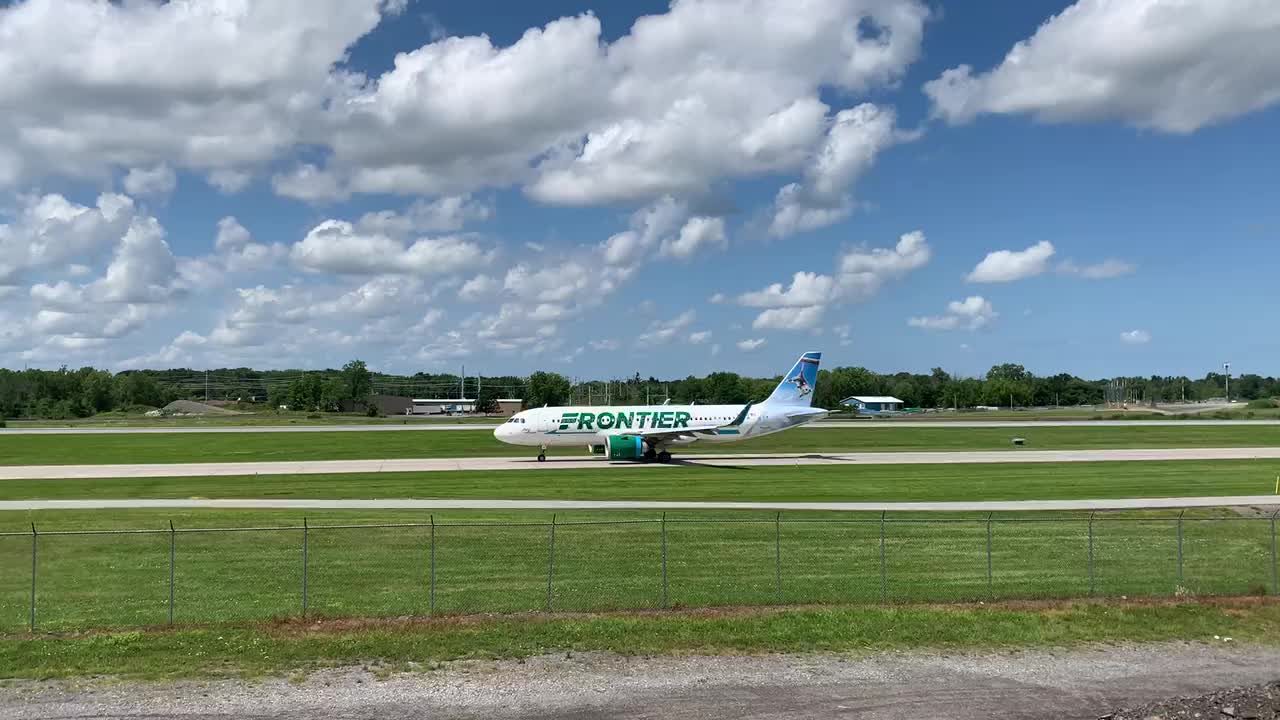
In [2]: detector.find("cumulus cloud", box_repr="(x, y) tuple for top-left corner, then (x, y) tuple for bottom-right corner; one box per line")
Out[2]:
(290, 220), (492, 275)
(357, 195), (494, 236)
(736, 338), (767, 352)
(924, 0), (1280, 134)
(768, 104), (908, 237)
(213, 217), (287, 273)
(636, 310), (697, 345)
(458, 274), (499, 302)
(0, 192), (134, 283)
(908, 296), (998, 331)
(660, 216), (727, 259)
(967, 241), (1056, 283)
(1120, 329), (1152, 344)
(207, 169), (253, 195)
(735, 230), (930, 331)
(688, 330), (712, 344)
(123, 165), (177, 198)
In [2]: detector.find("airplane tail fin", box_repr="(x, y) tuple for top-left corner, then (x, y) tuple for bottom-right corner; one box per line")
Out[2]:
(764, 351), (821, 407)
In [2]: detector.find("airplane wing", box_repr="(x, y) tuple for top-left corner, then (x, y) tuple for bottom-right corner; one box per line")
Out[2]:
(611, 402), (752, 443)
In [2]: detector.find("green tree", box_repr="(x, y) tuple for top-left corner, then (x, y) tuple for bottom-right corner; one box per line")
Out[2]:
(527, 371), (571, 407)
(340, 359), (373, 403)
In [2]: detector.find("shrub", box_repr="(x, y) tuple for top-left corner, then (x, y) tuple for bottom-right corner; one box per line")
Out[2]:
(365, 405), (380, 418)
(1247, 398), (1278, 409)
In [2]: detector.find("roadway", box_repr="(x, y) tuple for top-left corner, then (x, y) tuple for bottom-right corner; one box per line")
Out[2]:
(4, 495), (1279, 512)
(3, 419), (1280, 434)
(3, 447), (1280, 480)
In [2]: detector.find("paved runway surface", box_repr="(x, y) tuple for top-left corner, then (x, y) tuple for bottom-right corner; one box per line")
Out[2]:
(4, 418), (1279, 433)
(6, 644), (1278, 720)
(4, 446), (1280, 480)
(5, 494), (1279, 512)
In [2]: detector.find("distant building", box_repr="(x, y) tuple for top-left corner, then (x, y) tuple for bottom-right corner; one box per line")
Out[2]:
(840, 395), (905, 416)
(496, 398), (523, 417)
(409, 398), (476, 415)
(340, 394), (414, 416)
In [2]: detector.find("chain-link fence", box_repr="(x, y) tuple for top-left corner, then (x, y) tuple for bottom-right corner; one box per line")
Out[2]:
(2, 511), (1277, 632)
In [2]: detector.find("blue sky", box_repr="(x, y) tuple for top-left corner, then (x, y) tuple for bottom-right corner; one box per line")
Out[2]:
(0, 0), (1277, 380)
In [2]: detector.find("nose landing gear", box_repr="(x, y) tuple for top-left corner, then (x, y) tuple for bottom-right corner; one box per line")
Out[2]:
(537, 444), (547, 462)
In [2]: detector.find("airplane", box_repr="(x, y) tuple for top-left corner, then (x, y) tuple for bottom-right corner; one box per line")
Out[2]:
(493, 351), (826, 462)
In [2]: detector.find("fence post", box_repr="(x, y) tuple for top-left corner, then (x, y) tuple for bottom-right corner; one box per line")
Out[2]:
(986, 513), (993, 599)
(545, 514), (557, 612)
(774, 512), (782, 603)
(29, 523), (36, 633)
(1176, 511), (1184, 588)
(301, 518), (309, 619)
(169, 520), (176, 626)
(1271, 511), (1278, 596)
(1087, 512), (1095, 597)
(660, 513), (668, 609)
(429, 515), (436, 615)
(879, 511), (887, 604)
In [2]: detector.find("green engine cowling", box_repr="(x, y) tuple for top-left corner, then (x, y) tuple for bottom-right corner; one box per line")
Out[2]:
(605, 434), (645, 460)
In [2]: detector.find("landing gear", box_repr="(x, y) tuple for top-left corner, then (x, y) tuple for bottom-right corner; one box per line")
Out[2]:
(537, 445), (547, 462)
(657, 451), (672, 464)
(643, 448), (657, 462)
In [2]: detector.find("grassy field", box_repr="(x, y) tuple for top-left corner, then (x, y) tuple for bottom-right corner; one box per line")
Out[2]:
(1, 507), (1276, 634)
(4, 600), (1279, 680)
(2, 424), (1278, 465)
(3, 460), (1280, 503)
(3, 414), (501, 429)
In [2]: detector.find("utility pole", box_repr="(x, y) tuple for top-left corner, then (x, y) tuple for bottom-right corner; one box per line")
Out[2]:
(460, 365), (465, 400)
(1224, 362), (1230, 403)
(205, 370), (208, 402)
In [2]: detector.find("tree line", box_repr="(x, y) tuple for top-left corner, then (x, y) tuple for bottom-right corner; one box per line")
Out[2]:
(0, 361), (1274, 419)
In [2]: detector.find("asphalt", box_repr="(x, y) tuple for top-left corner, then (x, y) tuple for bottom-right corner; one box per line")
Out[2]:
(4, 495), (1279, 512)
(3, 446), (1279, 481)
(5, 644), (1278, 720)
(3, 418), (1279, 433)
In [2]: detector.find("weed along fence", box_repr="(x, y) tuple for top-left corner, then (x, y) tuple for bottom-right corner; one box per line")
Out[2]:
(2, 512), (1278, 633)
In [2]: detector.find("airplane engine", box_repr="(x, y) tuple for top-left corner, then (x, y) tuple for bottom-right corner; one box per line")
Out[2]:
(605, 434), (645, 460)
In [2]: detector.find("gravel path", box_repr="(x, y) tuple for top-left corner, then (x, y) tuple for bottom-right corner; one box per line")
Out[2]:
(4, 643), (1278, 720)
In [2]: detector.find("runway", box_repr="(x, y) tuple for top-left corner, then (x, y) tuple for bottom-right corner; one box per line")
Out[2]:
(3, 495), (1278, 512)
(4, 447), (1280, 480)
(3, 419), (1279, 434)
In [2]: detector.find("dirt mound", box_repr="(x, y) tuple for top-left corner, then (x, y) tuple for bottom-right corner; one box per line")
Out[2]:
(148, 400), (242, 416)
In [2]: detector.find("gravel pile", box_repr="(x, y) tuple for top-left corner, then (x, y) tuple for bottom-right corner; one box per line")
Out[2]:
(1105, 680), (1280, 720)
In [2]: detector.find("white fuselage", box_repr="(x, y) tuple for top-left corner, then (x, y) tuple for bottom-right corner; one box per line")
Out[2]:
(493, 403), (826, 449)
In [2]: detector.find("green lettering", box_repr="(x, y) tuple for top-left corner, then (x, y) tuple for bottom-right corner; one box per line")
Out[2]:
(577, 412), (596, 430)
(636, 411), (651, 428)
(674, 411), (691, 428)
(615, 412), (632, 429)
(597, 412), (615, 429)
(656, 411), (673, 429)
(558, 412), (578, 431)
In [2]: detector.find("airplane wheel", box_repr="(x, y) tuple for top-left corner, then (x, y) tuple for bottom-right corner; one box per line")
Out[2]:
(657, 451), (672, 464)
(643, 448), (657, 463)
(537, 453), (546, 462)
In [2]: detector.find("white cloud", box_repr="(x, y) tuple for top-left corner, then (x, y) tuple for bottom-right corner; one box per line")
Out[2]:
(908, 296), (998, 331)
(1120, 329), (1152, 344)
(752, 305), (825, 330)
(589, 339), (620, 351)
(458, 274), (499, 302)
(1059, 258), (1136, 279)
(637, 310), (696, 345)
(967, 241), (1056, 283)
(357, 195), (494, 235)
(87, 217), (184, 303)
(0, 192), (134, 283)
(0, 0), (389, 188)
(213, 217), (287, 273)
(290, 220), (492, 275)
(123, 165), (177, 198)
(924, 0), (1280, 134)
(737, 338), (767, 352)
(768, 104), (907, 237)
(272, 164), (347, 203)
(738, 272), (837, 308)
(836, 229), (932, 300)
(708, 292), (726, 304)
(207, 169), (253, 195)
(688, 330), (712, 344)
(660, 216), (727, 259)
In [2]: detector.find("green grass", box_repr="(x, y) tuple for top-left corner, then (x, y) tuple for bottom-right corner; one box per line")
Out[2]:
(1, 425), (1277, 465)
(4, 600), (1280, 680)
(4, 414), (501, 429)
(3, 460), (1280, 503)
(1, 508), (1276, 635)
